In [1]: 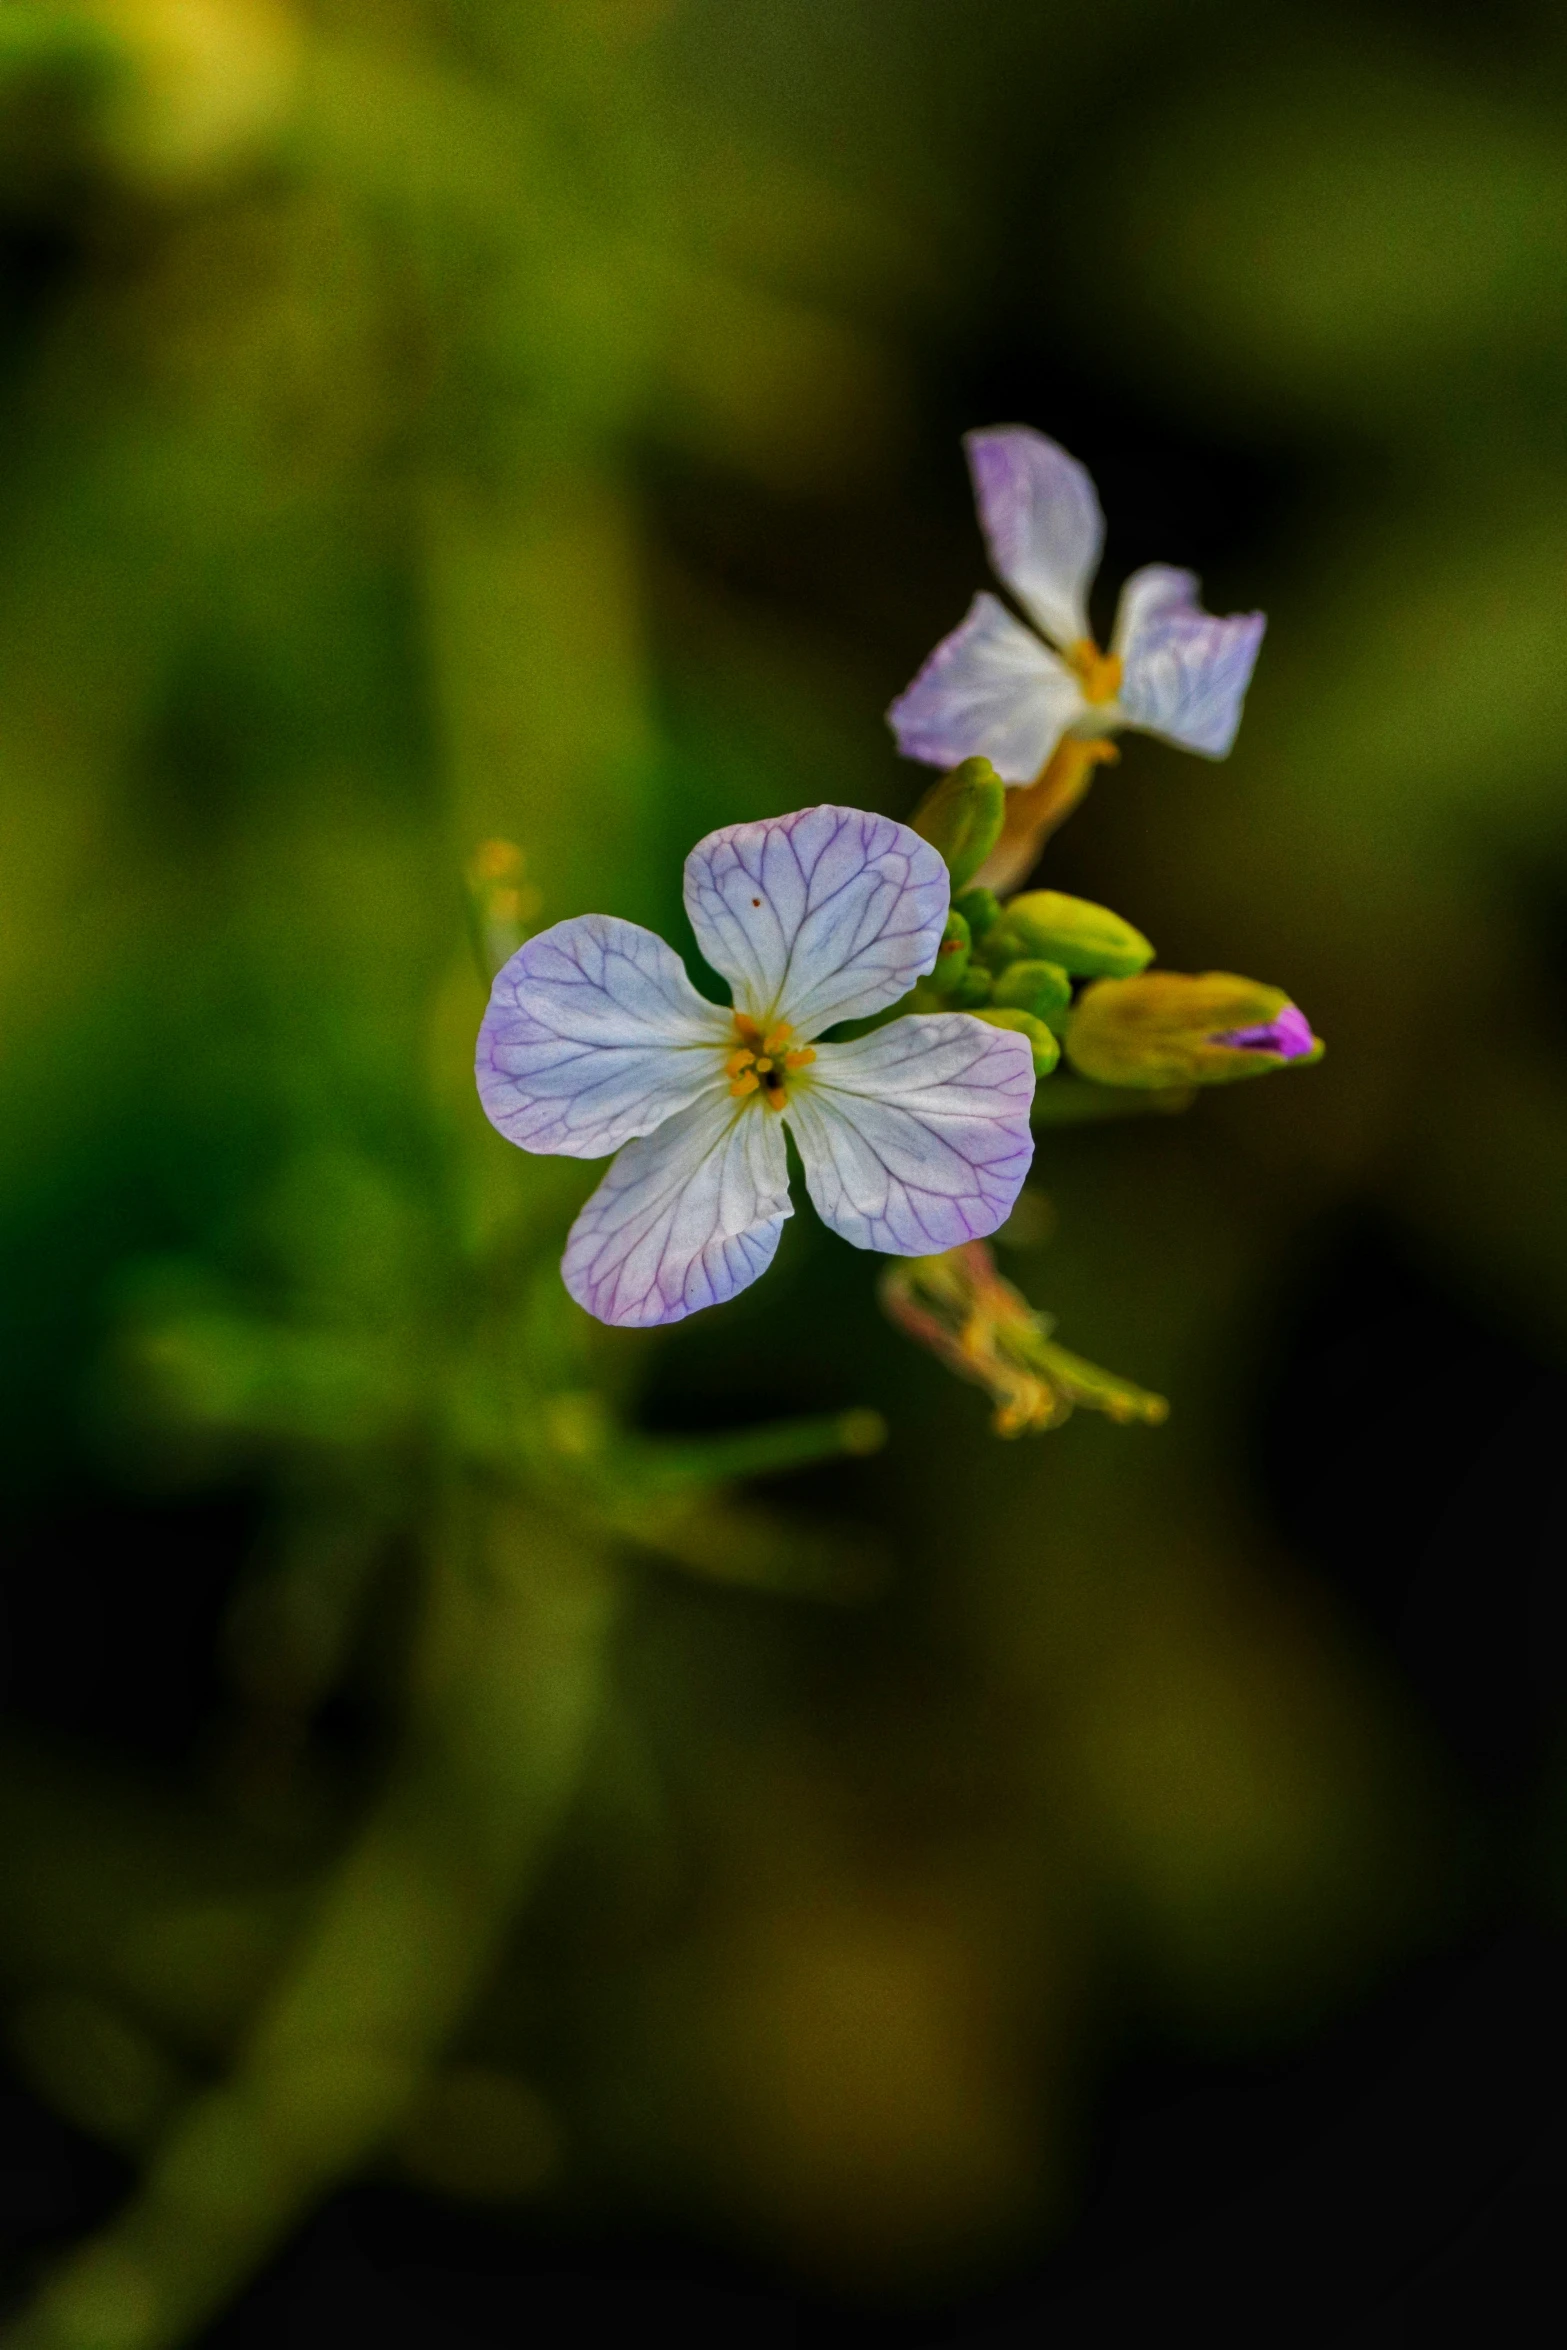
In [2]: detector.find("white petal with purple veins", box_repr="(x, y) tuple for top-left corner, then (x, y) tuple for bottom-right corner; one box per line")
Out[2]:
(1113, 565), (1266, 758)
(477, 913), (732, 1159)
(785, 1015), (1035, 1255)
(886, 593), (1086, 785)
(965, 426), (1104, 649)
(562, 1091), (792, 1328)
(683, 805), (949, 1039)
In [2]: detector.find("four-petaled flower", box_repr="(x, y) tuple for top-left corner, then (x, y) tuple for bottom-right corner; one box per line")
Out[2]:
(476, 807), (1037, 1328)
(887, 425), (1266, 788)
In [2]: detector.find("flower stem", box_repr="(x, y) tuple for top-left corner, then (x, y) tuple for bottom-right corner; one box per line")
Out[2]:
(7, 1499), (617, 2350)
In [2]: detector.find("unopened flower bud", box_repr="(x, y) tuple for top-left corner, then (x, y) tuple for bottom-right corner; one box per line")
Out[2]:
(909, 757), (1007, 892)
(919, 909), (972, 998)
(1065, 972), (1323, 1088)
(979, 890), (1153, 979)
(1209, 1004), (1317, 1059)
(976, 1006), (1060, 1079)
(949, 964), (993, 1007)
(952, 885), (1001, 943)
(990, 958), (1072, 1025)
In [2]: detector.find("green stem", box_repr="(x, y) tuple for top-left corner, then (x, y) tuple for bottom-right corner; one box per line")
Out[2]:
(614, 1407), (886, 1496)
(9, 1498), (617, 2350)
(1031, 1076), (1194, 1125)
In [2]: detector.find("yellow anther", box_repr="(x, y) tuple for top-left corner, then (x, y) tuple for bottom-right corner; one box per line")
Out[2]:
(1065, 638), (1124, 706)
(728, 1015), (812, 1106)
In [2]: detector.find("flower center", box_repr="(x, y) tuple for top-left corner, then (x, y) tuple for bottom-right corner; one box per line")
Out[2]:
(727, 1013), (816, 1109)
(1065, 638), (1124, 706)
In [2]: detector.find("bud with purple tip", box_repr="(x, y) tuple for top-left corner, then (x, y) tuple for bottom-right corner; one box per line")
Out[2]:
(1208, 1004), (1316, 1060)
(1064, 972), (1323, 1089)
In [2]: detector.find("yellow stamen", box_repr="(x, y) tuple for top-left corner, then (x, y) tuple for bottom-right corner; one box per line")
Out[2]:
(728, 1015), (813, 1105)
(1065, 638), (1124, 706)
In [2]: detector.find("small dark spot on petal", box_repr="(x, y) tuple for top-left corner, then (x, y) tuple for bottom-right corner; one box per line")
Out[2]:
(751, 897), (761, 907)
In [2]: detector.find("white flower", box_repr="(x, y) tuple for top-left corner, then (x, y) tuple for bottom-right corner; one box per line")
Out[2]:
(888, 426), (1266, 783)
(476, 806), (1037, 1328)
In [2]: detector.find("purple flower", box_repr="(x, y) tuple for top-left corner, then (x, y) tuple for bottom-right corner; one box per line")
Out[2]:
(1210, 1004), (1316, 1059)
(888, 426), (1266, 783)
(476, 807), (1037, 1328)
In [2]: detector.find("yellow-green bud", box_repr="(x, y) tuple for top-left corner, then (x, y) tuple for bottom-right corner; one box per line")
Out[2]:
(980, 890), (1153, 978)
(976, 1006), (1060, 1079)
(991, 958), (1072, 1025)
(1064, 972), (1323, 1088)
(910, 758), (1007, 893)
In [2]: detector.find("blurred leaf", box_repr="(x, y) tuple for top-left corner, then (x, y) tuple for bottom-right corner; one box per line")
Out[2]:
(1090, 34), (1567, 423)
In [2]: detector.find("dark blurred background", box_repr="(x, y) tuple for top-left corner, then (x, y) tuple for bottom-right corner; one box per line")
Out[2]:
(3, 2), (1567, 2343)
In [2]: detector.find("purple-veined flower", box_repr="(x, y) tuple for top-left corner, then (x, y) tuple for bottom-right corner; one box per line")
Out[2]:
(476, 807), (1037, 1328)
(887, 428), (1266, 887)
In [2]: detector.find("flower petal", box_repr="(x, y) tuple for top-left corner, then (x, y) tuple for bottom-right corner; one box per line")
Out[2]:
(786, 1014), (1035, 1255)
(562, 1092), (792, 1328)
(965, 426), (1104, 650)
(477, 914), (731, 1159)
(683, 805), (949, 1039)
(1112, 565), (1266, 758)
(886, 593), (1086, 785)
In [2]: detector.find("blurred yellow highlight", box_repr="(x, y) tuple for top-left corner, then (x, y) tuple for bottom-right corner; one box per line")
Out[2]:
(86, 0), (301, 187)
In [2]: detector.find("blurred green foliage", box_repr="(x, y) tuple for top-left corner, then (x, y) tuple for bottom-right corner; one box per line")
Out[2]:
(3, 0), (1565, 2340)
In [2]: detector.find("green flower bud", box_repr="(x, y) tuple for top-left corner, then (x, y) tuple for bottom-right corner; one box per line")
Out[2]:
(920, 909), (972, 998)
(949, 962), (993, 1008)
(953, 885), (1001, 942)
(990, 958), (1073, 1025)
(1064, 972), (1323, 1088)
(980, 890), (1153, 979)
(910, 757), (1007, 892)
(976, 1006), (1061, 1079)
